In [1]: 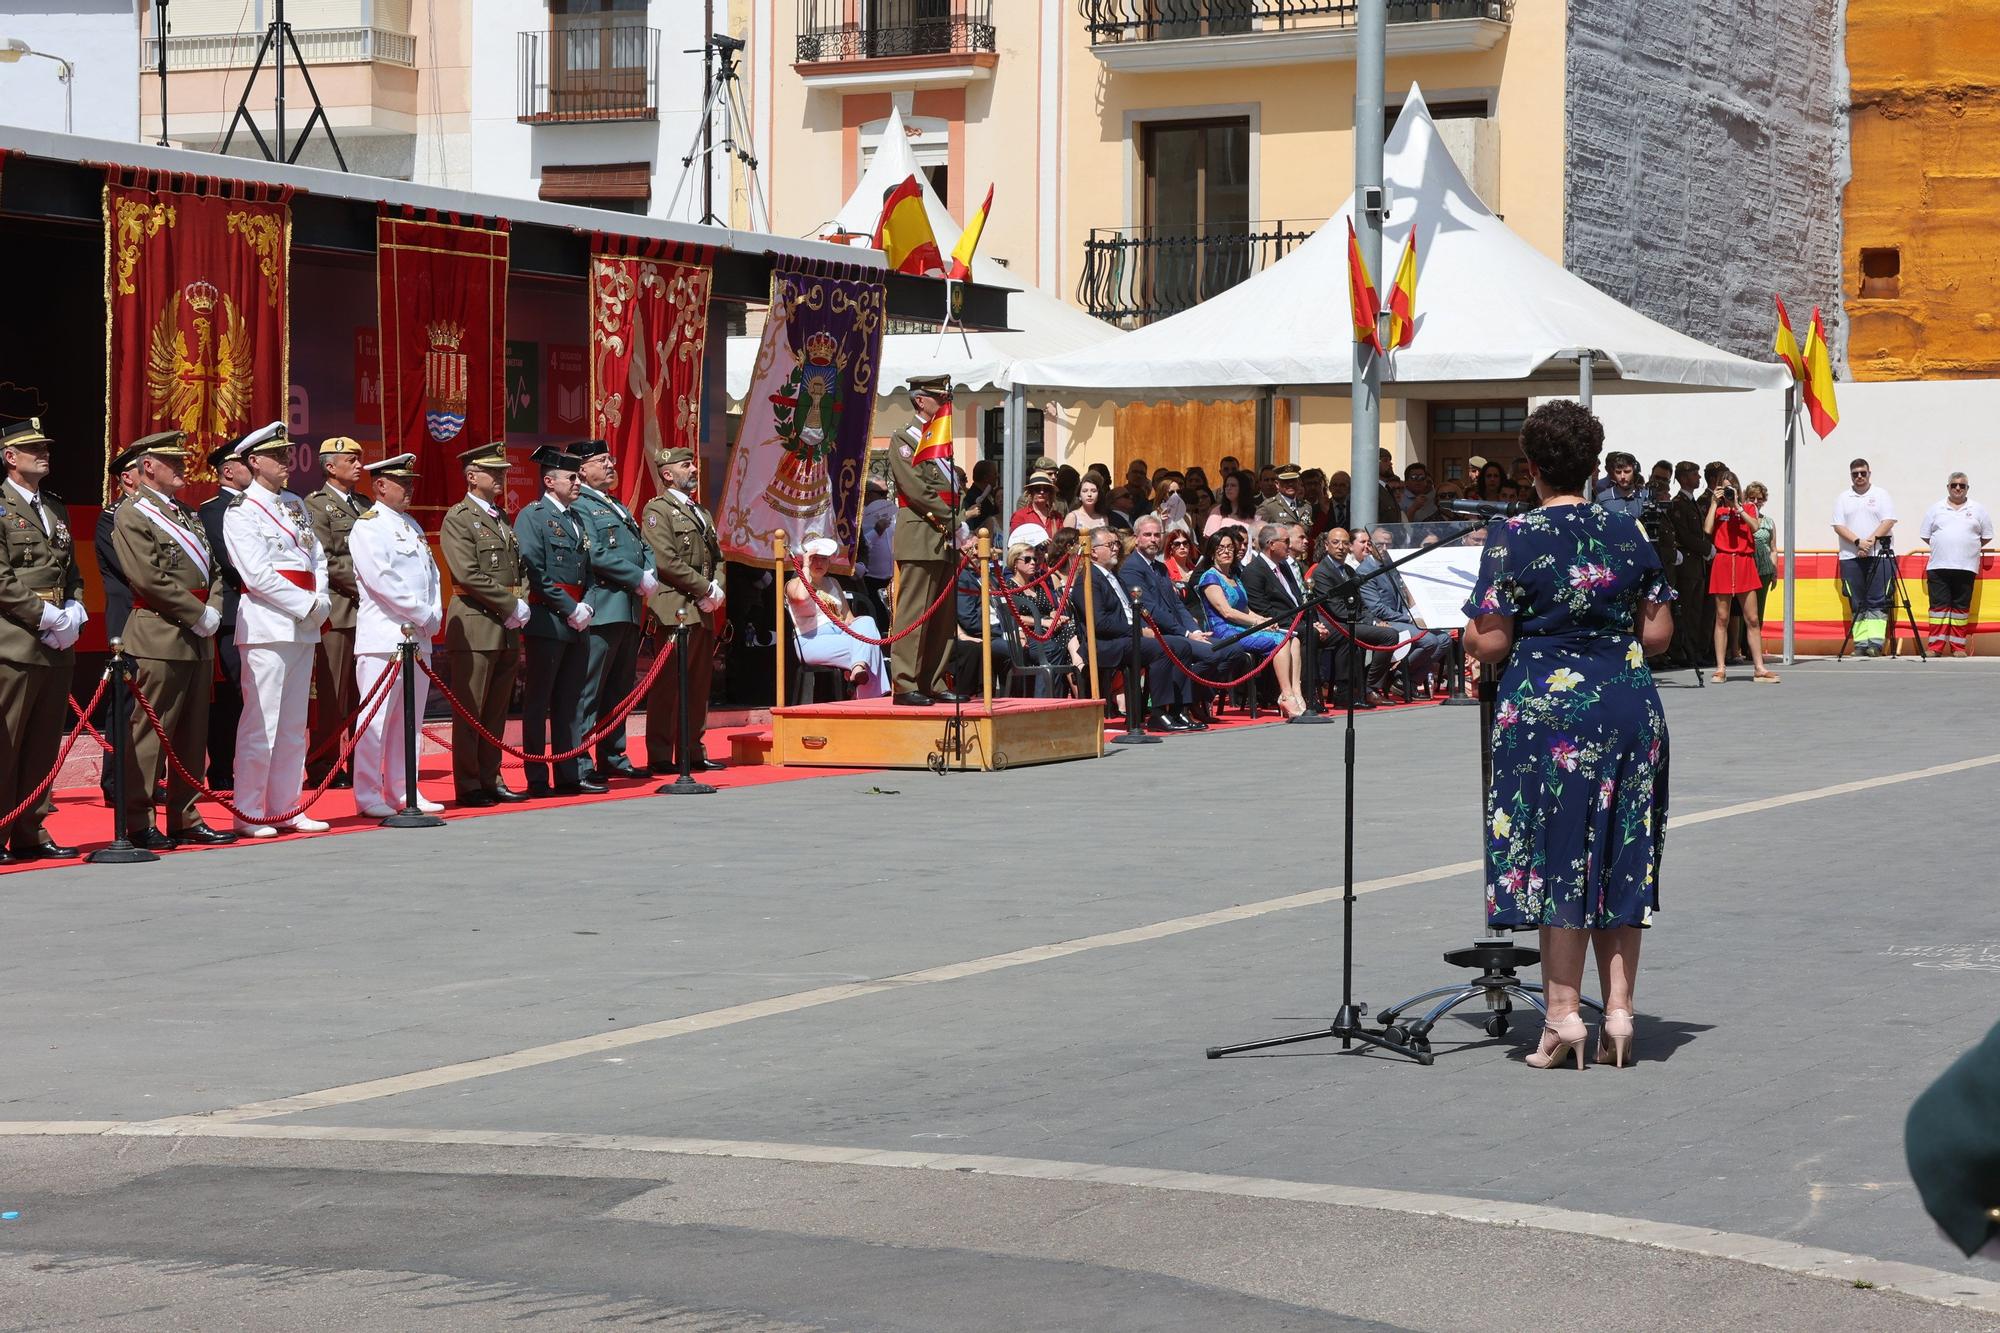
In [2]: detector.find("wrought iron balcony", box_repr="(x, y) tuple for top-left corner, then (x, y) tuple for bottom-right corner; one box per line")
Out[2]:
(518, 26), (661, 124)
(1078, 221), (1317, 327)
(1082, 0), (1512, 45)
(796, 0), (996, 63)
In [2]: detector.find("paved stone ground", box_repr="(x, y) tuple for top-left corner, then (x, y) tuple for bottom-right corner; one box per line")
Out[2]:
(3, 657), (1998, 1329)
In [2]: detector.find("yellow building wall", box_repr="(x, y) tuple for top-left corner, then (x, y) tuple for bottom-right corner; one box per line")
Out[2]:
(1845, 0), (2000, 380)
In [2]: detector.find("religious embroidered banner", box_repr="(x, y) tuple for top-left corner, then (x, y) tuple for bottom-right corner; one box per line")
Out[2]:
(589, 238), (713, 511)
(376, 209), (509, 523)
(718, 261), (884, 568)
(104, 170), (291, 502)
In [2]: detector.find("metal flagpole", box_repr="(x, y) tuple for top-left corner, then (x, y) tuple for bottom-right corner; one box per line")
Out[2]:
(1003, 383), (1026, 518)
(1348, 0), (1386, 537)
(1578, 350), (1595, 407)
(1782, 384), (1798, 664)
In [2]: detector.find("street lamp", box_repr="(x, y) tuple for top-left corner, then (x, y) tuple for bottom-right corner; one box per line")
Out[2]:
(0, 37), (75, 134)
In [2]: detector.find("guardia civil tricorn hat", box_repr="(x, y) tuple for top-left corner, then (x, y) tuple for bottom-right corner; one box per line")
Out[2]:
(530, 444), (580, 472)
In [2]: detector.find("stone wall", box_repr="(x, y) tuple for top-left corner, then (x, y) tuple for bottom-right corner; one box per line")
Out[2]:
(1562, 0), (1848, 368)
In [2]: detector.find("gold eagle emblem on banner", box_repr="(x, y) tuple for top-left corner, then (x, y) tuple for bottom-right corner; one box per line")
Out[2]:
(146, 279), (253, 467)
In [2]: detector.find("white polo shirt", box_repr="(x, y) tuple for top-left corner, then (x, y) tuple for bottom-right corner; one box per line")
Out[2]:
(1919, 499), (1995, 572)
(1832, 486), (1896, 559)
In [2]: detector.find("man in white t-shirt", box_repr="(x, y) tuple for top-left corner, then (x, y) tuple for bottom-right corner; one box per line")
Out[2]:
(1917, 471), (1995, 655)
(1831, 457), (1897, 655)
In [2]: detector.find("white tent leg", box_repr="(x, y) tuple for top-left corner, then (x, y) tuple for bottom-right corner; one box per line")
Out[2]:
(1003, 384), (1027, 523)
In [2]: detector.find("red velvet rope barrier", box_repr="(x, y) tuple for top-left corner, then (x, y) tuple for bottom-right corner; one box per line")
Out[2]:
(990, 550), (1079, 598)
(417, 637), (671, 764)
(128, 658), (400, 826)
(67, 693), (110, 752)
(787, 554), (969, 647)
(1141, 610), (1304, 689)
(0, 671), (110, 829)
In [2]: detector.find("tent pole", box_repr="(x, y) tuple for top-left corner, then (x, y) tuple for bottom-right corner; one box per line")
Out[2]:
(1349, 0), (1386, 536)
(1255, 388), (1276, 471)
(1782, 383), (1798, 664)
(1578, 350), (1594, 408)
(1003, 384), (1026, 522)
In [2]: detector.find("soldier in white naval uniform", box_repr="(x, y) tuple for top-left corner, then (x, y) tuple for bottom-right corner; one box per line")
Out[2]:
(349, 453), (444, 818)
(220, 422), (332, 837)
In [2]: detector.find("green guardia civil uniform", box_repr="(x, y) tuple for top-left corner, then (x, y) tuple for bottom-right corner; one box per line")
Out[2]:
(1907, 1015), (2000, 1258)
(111, 433), (224, 835)
(887, 423), (957, 698)
(0, 419), (85, 854)
(305, 435), (367, 782)
(640, 451), (722, 770)
(572, 465), (656, 777)
(439, 442), (525, 800)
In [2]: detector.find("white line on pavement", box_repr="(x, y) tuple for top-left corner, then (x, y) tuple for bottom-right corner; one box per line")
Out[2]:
(4, 1118), (1995, 1317)
(132, 750), (2000, 1128)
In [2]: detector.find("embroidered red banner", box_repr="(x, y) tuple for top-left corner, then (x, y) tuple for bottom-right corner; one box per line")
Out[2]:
(589, 250), (713, 510)
(376, 209), (509, 523)
(103, 170), (291, 503)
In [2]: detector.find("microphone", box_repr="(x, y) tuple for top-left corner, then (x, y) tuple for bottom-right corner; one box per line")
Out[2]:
(1437, 497), (1532, 520)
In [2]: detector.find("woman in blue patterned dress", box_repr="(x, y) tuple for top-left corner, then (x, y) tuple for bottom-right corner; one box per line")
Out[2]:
(1463, 401), (1676, 1071)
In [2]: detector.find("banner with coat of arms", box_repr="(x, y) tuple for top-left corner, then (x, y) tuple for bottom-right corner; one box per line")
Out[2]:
(376, 208), (509, 522)
(103, 170), (291, 503)
(588, 237), (714, 512)
(718, 260), (885, 569)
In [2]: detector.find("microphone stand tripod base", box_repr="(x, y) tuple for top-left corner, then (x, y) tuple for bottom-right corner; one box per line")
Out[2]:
(657, 774), (716, 795)
(380, 810), (444, 829)
(87, 843), (159, 865)
(1205, 1004), (1433, 1066)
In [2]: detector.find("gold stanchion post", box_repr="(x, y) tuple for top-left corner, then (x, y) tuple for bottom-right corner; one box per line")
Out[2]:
(1083, 552), (1100, 701)
(771, 530), (788, 708)
(977, 527), (994, 710)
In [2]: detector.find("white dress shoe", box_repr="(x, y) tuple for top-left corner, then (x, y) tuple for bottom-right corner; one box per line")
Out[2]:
(234, 822), (278, 839)
(416, 797), (445, 814)
(358, 804), (396, 818)
(284, 815), (331, 833)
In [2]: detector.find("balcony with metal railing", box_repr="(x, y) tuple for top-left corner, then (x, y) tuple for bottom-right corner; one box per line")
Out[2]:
(1078, 221), (1319, 327)
(1081, 0), (1513, 70)
(795, 0), (997, 90)
(518, 26), (661, 124)
(150, 26), (418, 71)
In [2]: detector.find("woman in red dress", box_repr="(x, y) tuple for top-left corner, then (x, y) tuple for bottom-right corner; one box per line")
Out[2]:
(1705, 470), (1780, 683)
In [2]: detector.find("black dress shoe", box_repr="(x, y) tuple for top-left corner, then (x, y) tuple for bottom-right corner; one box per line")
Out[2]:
(597, 759), (644, 780)
(24, 841), (81, 860)
(172, 823), (238, 846)
(0, 849), (17, 866)
(932, 689), (972, 704)
(132, 828), (179, 851)
(491, 785), (529, 804)
(555, 778), (609, 796)
(525, 782), (553, 800)
(457, 791), (499, 808)
(1174, 711), (1208, 732)
(1146, 713), (1190, 733)
(689, 755), (726, 773)
(893, 692), (934, 707)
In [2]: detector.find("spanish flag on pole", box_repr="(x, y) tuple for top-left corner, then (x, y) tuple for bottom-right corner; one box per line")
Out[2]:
(1801, 305), (1840, 438)
(1772, 295), (1805, 383)
(947, 183), (994, 282)
(1386, 232), (1418, 351)
(873, 175), (945, 277)
(1347, 219), (1383, 355)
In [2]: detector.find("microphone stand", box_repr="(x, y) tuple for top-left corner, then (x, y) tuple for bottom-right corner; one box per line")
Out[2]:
(1207, 520), (1489, 1066)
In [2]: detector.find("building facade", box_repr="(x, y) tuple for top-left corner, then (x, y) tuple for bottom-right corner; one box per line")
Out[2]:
(0, 1), (143, 142)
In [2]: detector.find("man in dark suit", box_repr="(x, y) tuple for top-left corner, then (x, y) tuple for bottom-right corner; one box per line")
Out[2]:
(1084, 529), (1180, 731)
(95, 444), (144, 803)
(1667, 460), (1711, 667)
(196, 443), (250, 790)
(1121, 515), (1232, 728)
(1311, 528), (1399, 707)
(1239, 520), (1325, 707)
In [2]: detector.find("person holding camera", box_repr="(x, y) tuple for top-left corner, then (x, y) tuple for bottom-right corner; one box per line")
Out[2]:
(1463, 401), (1675, 1071)
(1832, 459), (1897, 656)
(1704, 471), (1779, 683)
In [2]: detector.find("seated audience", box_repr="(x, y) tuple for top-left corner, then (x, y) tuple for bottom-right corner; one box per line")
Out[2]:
(785, 537), (889, 698)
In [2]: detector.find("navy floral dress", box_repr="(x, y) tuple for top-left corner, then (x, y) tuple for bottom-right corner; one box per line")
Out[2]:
(1463, 504), (1674, 931)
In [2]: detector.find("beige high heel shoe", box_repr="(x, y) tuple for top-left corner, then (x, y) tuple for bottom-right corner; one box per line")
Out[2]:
(1596, 1009), (1635, 1068)
(1524, 1012), (1588, 1069)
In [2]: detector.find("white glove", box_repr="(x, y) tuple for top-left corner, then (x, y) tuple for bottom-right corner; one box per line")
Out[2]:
(40, 623), (79, 651)
(64, 599), (88, 631)
(193, 604), (222, 638)
(306, 594), (332, 628)
(565, 602), (595, 633)
(36, 600), (63, 633)
(706, 580), (725, 605)
(638, 569), (662, 598)
(506, 599), (530, 630)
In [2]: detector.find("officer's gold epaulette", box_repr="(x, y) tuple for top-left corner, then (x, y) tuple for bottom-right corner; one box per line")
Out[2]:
(357, 507), (380, 521)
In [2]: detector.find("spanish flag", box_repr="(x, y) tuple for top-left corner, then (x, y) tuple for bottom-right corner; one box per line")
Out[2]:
(947, 183), (993, 282)
(1386, 231), (1418, 350)
(1347, 219), (1383, 354)
(1801, 306), (1840, 438)
(1773, 295), (1805, 382)
(873, 175), (945, 277)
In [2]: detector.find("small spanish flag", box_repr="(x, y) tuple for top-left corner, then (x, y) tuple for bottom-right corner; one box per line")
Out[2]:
(1801, 306), (1840, 438)
(873, 175), (945, 277)
(947, 183), (993, 282)
(1386, 231), (1418, 351)
(1347, 218), (1383, 354)
(1773, 295), (1805, 382)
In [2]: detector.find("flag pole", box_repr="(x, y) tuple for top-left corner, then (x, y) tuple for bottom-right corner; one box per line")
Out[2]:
(1782, 383), (1798, 664)
(1349, 0), (1386, 536)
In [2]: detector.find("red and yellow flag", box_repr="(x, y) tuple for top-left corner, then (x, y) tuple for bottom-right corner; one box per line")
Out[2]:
(873, 175), (945, 277)
(1773, 295), (1805, 382)
(947, 183), (993, 282)
(1346, 219), (1383, 354)
(1801, 306), (1840, 438)
(1386, 231), (1418, 350)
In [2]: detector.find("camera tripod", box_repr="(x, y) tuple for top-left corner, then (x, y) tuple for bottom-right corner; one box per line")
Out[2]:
(669, 33), (766, 230)
(1836, 539), (1927, 661)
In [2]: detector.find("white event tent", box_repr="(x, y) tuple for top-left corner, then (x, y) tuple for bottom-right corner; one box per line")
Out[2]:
(727, 106), (1120, 414)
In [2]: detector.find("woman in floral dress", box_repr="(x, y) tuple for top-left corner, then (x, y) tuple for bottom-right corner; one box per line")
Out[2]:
(1463, 401), (1677, 1071)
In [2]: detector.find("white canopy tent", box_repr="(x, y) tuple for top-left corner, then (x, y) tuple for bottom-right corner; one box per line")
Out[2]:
(726, 106), (1120, 411)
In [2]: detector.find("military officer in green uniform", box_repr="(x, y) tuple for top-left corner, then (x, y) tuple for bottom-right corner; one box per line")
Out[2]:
(641, 445), (724, 773)
(1907, 1015), (2000, 1259)
(440, 441), (529, 807)
(111, 430), (237, 849)
(887, 376), (967, 706)
(571, 438), (660, 782)
(515, 444), (603, 796)
(306, 435), (368, 787)
(0, 418), (87, 862)
(1255, 464), (1314, 529)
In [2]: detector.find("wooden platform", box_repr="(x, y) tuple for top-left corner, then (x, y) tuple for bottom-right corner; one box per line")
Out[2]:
(769, 697), (1106, 771)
